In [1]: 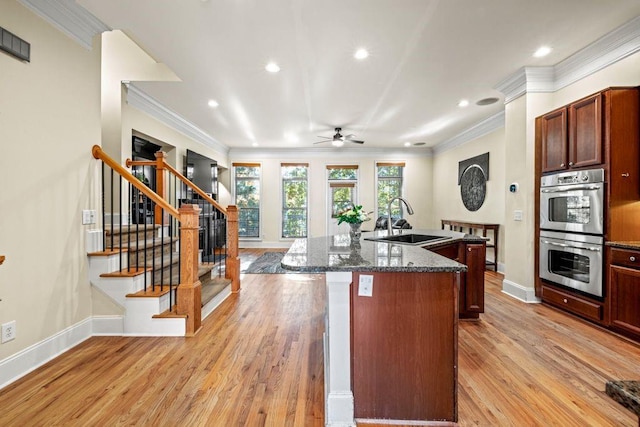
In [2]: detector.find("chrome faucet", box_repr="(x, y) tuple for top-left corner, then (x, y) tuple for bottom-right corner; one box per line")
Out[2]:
(387, 197), (414, 235)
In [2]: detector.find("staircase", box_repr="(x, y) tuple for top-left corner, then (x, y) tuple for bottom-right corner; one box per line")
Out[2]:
(89, 145), (240, 337)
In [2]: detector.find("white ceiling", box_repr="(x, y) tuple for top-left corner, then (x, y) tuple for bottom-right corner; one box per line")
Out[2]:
(77, 0), (640, 150)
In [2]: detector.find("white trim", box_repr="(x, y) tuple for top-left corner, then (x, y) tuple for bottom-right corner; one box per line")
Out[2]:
(239, 240), (292, 249)
(501, 279), (541, 303)
(92, 315), (124, 336)
(126, 84), (229, 155)
(432, 111), (505, 155)
(201, 284), (232, 320)
(229, 146), (432, 159)
(495, 15), (640, 103)
(17, 0), (110, 50)
(0, 317), (93, 390)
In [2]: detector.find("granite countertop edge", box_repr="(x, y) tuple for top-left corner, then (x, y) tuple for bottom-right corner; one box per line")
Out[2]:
(281, 229), (481, 273)
(606, 241), (640, 250)
(605, 380), (640, 417)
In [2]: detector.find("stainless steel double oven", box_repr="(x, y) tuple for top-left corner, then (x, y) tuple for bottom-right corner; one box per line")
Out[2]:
(539, 168), (605, 297)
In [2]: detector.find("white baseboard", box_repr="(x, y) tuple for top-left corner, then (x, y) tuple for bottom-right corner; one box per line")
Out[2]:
(502, 279), (541, 303)
(239, 240), (292, 249)
(0, 317), (93, 390)
(92, 315), (124, 335)
(202, 285), (232, 320)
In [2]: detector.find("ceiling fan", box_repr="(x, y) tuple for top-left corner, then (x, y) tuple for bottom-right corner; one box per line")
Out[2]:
(314, 128), (364, 147)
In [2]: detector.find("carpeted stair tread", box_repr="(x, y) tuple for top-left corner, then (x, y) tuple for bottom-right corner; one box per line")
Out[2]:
(106, 236), (178, 253)
(104, 224), (161, 235)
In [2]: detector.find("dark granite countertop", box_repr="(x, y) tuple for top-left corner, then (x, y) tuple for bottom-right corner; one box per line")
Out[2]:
(606, 380), (640, 417)
(606, 241), (640, 250)
(281, 229), (484, 273)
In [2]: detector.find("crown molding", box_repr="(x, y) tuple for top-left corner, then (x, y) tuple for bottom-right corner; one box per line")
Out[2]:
(432, 111), (505, 155)
(495, 15), (640, 103)
(126, 83), (229, 155)
(18, 0), (110, 50)
(228, 146), (433, 160)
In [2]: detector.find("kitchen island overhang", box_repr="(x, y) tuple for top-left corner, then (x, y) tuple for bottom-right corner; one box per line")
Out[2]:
(281, 230), (480, 426)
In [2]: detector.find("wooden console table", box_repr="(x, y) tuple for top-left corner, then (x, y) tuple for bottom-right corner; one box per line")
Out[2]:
(441, 220), (499, 271)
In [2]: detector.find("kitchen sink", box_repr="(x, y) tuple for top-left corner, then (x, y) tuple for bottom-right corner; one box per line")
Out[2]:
(365, 233), (453, 245)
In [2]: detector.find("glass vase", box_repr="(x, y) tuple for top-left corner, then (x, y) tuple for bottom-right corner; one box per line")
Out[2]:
(349, 222), (362, 241)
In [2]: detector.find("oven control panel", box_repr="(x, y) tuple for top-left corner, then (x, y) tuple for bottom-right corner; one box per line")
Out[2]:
(541, 168), (605, 187)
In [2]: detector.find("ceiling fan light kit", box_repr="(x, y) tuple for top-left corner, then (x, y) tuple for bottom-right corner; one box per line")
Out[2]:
(315, 127), (365, 146)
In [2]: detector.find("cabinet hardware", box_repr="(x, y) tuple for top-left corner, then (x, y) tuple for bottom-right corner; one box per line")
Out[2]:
(621, 173), (630, 177)
(569, 162), (574, 166)
(630, 256), (636, 262)
(560, 163), (565, 167)
(563, 298), (568, 303)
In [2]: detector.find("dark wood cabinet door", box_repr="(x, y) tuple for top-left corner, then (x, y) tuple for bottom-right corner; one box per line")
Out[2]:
(569, 93), (603, 169)
(610, 265), (640, 339)
(541, 107), (568, 173)
(464, 243), (486, 313)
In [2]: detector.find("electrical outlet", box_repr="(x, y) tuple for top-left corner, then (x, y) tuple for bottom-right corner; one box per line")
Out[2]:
(2, 320), (16, 343)
(358, 275), (374, 297)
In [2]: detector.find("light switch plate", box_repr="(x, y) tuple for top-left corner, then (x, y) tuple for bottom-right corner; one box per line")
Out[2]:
(514, 210), (523, 221)
(82, 209), (96, 225)
(358, 275), (374, 297)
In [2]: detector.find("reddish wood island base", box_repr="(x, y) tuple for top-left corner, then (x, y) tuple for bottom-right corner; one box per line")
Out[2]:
(351, 271), (458, 424)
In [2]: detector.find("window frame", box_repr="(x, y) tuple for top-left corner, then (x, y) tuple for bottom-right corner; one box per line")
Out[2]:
(375, 162), (405, 219)
(233, 162), (262, 239)
(280, 163), (309, 239)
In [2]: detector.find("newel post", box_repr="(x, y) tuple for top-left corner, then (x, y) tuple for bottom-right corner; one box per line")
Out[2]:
(154, 151), (168, 226)
(178, 204), (202, 336)
(226, 205), (241, 293)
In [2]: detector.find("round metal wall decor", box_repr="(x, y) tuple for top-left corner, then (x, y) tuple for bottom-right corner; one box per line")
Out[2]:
(460, 164), (487, 211)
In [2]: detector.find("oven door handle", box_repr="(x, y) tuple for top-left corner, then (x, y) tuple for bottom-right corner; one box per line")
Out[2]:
(541, 240), (601, 252)
(541, 185), (601, 193)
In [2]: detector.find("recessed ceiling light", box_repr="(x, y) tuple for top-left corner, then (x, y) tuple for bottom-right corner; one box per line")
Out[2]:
(533, 46), (552, 58)
(265, 62), (280, 73)
(404, 142), (411, 147)
(207, 99), (219, 108)
(458, 99), (469, 108)
(476, 97), (499, 106)
(354, 48), (369, 60)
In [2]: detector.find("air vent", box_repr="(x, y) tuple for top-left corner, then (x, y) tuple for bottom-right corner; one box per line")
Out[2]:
(476, 97), (499, 106)
(0, 26), (30, 62)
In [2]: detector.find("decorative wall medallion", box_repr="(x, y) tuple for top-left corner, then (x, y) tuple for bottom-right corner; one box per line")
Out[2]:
(458, 153), (489, 212)
(460, 165), (487, 211)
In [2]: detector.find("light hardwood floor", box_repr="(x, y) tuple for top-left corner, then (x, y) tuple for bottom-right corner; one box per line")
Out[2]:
(0, 249), (638, 426)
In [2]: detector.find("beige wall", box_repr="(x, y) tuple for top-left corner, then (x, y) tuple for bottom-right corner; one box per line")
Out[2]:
(432, 128), (506, 268)
(0, 1), (101, 358)
(229, 152), (433, 246)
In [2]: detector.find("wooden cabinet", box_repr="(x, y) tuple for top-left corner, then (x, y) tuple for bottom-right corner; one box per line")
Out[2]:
(350, 271), (457, 422)
(541, 107), (568, 173)
(540, 93), (603, 173)
(430, 241), (485, 319)
(540, 284), (604, 323)
(464, 243), (486, 314)
(569, 93), (603, 169)
(608, 247), (640, 341)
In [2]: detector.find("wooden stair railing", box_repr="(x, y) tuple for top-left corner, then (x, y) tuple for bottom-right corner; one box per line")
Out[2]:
(127, 151), (240, 293)
(92, 145), (203, 336)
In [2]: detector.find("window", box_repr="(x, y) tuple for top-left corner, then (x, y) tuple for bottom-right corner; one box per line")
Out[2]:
(233, 163), (261, 238)
(281, 163), (308, 238)
(377, 162), (405, 218)
(327, 165), (358, 218)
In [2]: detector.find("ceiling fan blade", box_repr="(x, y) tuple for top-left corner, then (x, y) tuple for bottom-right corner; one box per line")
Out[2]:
(344, 134), (356, 139)
(317, 135), (333, 140)
(313, 140), (328, 144)
(347, 139), (365, 144)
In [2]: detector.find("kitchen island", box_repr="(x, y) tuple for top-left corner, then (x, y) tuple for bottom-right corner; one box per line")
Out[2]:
(281, 229), (484, 426)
